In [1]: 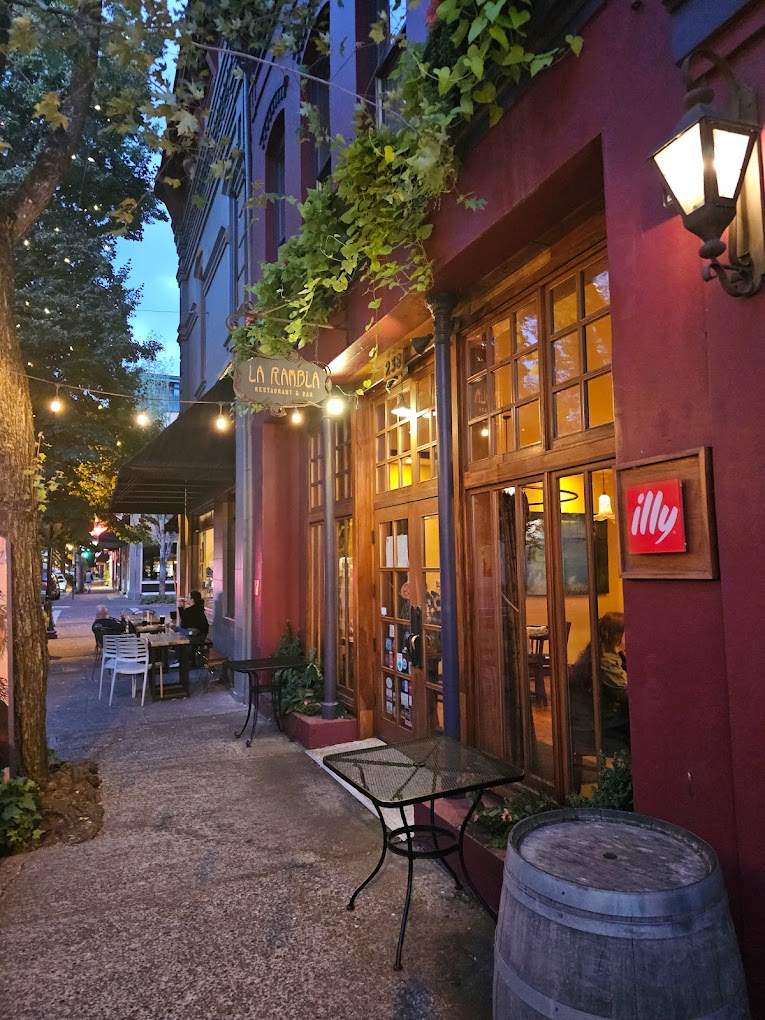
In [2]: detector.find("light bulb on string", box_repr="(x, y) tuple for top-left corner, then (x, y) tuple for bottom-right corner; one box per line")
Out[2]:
(290, 408), (303, 425)
(136, 410), (150, 427)
(215, 403), (229, 431)
(50, 386), (62, 414)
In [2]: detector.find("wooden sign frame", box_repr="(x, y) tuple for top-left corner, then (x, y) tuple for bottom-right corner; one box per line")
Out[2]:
(616, 447), (718, 580)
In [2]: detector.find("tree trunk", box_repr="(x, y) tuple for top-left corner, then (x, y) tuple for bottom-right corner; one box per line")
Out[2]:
(0, 222), (48, 782)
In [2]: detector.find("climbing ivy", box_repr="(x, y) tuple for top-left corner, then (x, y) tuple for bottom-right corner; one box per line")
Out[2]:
(228, 0), (582, 364)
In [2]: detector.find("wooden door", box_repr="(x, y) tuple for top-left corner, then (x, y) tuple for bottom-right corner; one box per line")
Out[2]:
(374, 497), (441, 742)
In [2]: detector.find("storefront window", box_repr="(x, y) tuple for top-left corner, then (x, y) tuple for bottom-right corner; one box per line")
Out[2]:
(337, 518), (354, 701)
(375, 369), (437, 493)
(465, 253), (612, 466)
(195, 511), (214, 604)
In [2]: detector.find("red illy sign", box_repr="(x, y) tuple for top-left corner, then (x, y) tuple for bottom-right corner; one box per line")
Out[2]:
(625, 479), (686, 554)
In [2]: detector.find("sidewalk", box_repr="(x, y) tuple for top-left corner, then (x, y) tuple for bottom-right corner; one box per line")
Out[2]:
(0, 605), (495, 1019)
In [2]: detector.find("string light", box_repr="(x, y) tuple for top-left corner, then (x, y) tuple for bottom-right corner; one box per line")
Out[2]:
(136, 410), (150, 427)
(215, 403), (228, 430)
(23, 239), (30, 247)
(325, 395), (345, 416)
(50, 386), (62, 414)
(290, 408), (303, 425)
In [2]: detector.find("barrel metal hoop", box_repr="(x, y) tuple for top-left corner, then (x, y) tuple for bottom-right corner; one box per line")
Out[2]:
(494, 949), (746, 1020)
(503, 867), (729, 939)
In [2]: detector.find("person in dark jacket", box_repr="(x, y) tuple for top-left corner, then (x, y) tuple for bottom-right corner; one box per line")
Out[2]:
(92, 605), (124, 637)
(178, 590), (209, 637)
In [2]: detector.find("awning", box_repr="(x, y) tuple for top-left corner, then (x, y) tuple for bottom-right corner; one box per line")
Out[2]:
(111, 378), (235, 514)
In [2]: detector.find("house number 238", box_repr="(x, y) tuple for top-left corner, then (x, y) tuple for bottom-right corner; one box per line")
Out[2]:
(384, 351), (404, 378)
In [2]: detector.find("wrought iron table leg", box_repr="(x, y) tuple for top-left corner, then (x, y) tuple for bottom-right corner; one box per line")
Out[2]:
(394, 804), (415, 971)
(347, 803), (389, 911)
(431, 797), (462, 891)
(246, 673), (260, 747)
(234, 672), (253, 740)
(458, 791), (496, 921)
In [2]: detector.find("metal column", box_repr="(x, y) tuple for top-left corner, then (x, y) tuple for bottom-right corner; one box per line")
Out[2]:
(321, 413), (338, 719)
(427, 292), (460, 739)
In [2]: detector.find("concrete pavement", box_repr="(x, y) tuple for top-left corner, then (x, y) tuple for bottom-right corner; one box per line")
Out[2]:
(0, 591), (495, 1019)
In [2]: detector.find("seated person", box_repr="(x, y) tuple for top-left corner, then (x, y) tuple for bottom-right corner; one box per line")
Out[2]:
(92, 604), (124, 634)
(569, 611), (629, 754)
(177, 590), (209, 638)
(92, 605), (124, 638)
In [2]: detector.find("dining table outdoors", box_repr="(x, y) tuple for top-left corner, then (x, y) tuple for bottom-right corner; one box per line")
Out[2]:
(144, 632), (193, 699)
(227, 656), (306, 746)
(323, 734), (525, 970)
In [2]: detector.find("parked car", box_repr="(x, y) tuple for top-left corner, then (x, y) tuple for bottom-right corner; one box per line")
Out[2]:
(53, 569), (67, 592)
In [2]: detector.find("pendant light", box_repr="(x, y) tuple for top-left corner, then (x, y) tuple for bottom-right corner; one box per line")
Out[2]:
(593, 471), (615, 522)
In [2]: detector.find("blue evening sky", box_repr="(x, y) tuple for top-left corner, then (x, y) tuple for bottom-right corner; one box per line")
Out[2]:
(114, 212), (180, 375)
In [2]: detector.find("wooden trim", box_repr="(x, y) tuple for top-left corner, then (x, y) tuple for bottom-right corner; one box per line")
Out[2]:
(616, 447), (719, 580)
(463, 433), (615, 491)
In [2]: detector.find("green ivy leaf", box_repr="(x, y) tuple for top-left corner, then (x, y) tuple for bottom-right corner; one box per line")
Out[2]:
(566, 34), (584, 57)
(473, 81), (496, 104)
(467, 16), (487, 43)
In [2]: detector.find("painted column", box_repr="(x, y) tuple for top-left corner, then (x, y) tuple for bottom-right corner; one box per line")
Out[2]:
(321, 413), (338, 720)
(427, 292), (460, 739)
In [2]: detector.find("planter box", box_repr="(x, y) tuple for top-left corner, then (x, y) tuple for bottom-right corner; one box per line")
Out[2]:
(283, 712), (358, 750)
(413, 798), (505, 914)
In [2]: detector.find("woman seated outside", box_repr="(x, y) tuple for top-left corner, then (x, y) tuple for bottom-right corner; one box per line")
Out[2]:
(569, 611), (629, 755)
(177, 590), (209, 638)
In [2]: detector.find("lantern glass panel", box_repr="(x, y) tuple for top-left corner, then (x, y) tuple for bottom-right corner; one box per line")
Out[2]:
(713, 127), (751, 198)
(654, 122), (705, 214)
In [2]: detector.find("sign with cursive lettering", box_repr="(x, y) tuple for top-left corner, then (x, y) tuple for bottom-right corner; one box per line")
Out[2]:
(233, 354), (332, 412)
(625, 480), (685, 553)
(616, 448), (718, 580)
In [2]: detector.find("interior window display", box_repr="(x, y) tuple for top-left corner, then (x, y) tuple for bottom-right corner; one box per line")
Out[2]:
(195, 511), (214, 605)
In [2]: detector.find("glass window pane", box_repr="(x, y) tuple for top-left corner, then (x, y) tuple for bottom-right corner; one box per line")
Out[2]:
(394, 520), (409, 567)
(401, 457), (413, 487)
(470, 420), (490, 460)
(377, 465), (387, 493)
(584, 258), (610, 315)
(468, 377), (490, 419)
(381, 522), (393, 567)
(389, 462), (400, 489)
(424, 571), (441, 623)
(423, 515), (439, 568)
(555, 385), (581, 436)
(418, 450), (432, 481)
(380, 572), (394, 617)
(587, 373), (614, 428)
(375, 402), (386, 432)
(396, 571), (410, 618)
(515, 301), (538, 350)
(400, 421), (411, 453)
(384, 675), (395, 718)
(467, 334), (488, 375)
(517, 399), (541, 447)
(376, 434), (387, 462)
(417, 410), (432, 447)
(494, 364), (513, 408)
(586, 316), (612, 371)
(516, 351), (539, 398)
(553, 332), (579, 384)
(551, 276), (577, 332)
(492, 319), (512, 363)
(495, 412), (513, 454)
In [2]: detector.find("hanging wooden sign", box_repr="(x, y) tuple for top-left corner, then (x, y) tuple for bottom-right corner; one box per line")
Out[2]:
(233, 354), (332, 412)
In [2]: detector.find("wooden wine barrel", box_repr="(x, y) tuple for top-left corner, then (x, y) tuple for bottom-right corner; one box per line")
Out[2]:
(494, 808), (750, 1020)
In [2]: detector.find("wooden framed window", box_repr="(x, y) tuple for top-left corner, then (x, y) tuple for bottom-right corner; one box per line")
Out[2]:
(308, 431), (323, 511)
(374, 367), (438, 494)
(335, 417), (352, 502)
(465, 252), (612, 466)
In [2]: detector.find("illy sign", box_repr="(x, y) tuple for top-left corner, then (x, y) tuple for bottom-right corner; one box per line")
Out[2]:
(625, 479), (686, 554)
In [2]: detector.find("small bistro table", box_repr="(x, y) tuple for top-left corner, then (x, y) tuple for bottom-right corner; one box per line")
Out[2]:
(227, 657), (305, 746)
(145, 632), (193, 699)
(323, 735), (525, 970)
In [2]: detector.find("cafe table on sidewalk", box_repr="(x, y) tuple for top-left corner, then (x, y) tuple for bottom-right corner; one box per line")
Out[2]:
(323, 734), (524, 970)
(145, 632), (192, 700)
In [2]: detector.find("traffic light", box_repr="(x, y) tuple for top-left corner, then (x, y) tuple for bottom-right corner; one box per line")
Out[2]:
(81, 549), (92, 559)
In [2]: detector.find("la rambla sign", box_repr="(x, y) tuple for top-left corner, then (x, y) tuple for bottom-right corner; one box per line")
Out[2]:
(233, 354), (332, 412)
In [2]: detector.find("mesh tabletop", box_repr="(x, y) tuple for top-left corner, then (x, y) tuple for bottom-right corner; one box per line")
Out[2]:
(323, 735), (524, 808)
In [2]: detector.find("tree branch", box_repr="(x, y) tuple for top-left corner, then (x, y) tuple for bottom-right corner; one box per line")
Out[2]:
(3, 0), (102, 244)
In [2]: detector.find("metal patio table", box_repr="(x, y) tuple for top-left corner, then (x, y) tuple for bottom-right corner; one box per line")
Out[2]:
(323, 734), (524, 970)
(227, 656), (305, 746)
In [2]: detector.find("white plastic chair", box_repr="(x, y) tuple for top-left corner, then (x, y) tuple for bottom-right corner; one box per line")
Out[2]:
(108, 636), (151, 706)
(98, 635), (125, 697)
